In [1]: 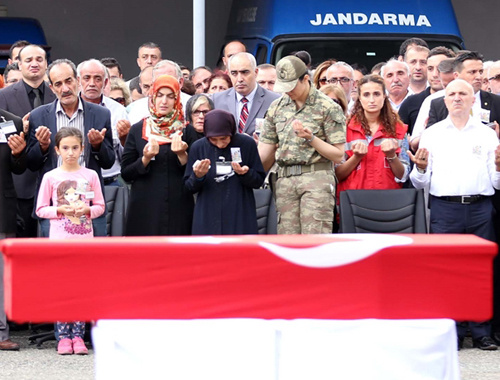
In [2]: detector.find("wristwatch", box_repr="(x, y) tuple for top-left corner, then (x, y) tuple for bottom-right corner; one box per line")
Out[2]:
(305, 135), (315, 143)
(416, 167), (426, 174)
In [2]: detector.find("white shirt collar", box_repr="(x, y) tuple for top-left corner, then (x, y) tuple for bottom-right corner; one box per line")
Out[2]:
(236, 85), (258, 103)
(56, 97), (84, 115)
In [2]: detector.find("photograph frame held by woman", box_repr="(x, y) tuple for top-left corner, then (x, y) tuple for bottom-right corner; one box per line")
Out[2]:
(121, 74), (195, 236)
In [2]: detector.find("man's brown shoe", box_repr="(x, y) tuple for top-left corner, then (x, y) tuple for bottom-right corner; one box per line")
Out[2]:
(0, 339), (20, 350)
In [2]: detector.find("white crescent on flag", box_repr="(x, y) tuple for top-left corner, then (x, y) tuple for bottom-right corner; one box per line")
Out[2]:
(259, 234), (413, 268)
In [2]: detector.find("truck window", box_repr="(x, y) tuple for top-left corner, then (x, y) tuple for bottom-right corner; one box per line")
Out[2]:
(273, 38), (462, 70)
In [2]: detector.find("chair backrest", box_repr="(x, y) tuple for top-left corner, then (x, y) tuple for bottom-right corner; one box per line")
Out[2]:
(339, 188), (427, 233)
(104, 186), (129, 236)
(253, 188), (278, 234)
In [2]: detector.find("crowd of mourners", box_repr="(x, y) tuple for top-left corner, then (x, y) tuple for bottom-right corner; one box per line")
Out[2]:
(1, 37), (500, 354)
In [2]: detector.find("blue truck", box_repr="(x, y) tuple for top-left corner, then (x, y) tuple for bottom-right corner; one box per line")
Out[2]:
(0, 17), (50, 72)
(224, 0), (464, 68)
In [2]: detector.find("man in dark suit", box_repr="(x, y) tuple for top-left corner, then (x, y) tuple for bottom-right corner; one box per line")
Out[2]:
(399, 47), (456, 136)
(26, 59), (114, 237)
(427, 51), (500, 127)
(0, 44), (57, 238)
(0, 109), (26, 350)
(212, 52), (280, 136)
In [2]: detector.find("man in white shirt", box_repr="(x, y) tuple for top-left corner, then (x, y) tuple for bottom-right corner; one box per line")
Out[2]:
(488, 60), (500, 96)
(409, 79), (500, 351)
(77, 59), (130, 186)
(381, 59), (412, 112)
(410, 58), (456, 151)
(127, 60), (191, 125)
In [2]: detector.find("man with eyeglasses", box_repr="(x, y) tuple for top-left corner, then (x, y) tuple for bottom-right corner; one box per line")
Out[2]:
(488, 61), (500, 96)
(325, 62), (355, 110)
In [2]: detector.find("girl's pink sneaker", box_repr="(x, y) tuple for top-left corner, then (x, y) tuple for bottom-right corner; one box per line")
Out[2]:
(72, 337), (88, 355)
(57, 338), (73, 355)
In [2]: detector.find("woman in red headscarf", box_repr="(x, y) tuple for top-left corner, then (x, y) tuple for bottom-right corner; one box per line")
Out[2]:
(121, 75), (195, 236)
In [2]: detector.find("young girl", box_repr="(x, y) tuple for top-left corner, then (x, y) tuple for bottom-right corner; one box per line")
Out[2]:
(36, 127), (105, 355)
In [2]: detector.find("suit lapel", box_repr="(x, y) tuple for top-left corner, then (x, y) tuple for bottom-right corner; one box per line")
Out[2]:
(13, 81), (32, 115)
(82, 101), (93, 166)
(46, 102), (58, 168)
(43, 82), (57, 104)
(480, 90), (492, 110)
(226, 89), (238, 121)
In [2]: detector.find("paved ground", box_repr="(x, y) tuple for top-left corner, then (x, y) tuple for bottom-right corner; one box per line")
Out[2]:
(1, 330), (94, 380)
(459, 338), (500, 380)
(1, 332), (500, 379)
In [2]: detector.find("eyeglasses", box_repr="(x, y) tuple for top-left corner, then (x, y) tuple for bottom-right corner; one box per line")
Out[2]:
(327, 77), (351, 84)
(192, 109), (210, 117)
(330, 98), (341, 105)
(111, 97), (126, 105)
(319, 77), (328, 85)
(489, 74), (500, 81)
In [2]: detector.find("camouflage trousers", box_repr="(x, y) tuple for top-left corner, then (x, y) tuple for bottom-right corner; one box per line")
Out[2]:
(275, 170), (335, 234)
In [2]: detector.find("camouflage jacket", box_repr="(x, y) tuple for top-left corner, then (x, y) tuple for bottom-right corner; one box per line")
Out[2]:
(260, 84), (346, 166)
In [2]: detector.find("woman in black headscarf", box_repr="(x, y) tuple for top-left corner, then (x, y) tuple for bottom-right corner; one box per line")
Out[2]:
(184, 109), (265, 235)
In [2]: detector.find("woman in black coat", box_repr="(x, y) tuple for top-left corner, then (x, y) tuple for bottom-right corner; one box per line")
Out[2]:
(184, 109), (265, 234)
(121, 75), (194, 236)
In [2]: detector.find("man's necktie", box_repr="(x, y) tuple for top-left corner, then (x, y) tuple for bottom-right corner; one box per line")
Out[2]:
(238, 97), (249, 133)
(33, 88), (42, 109)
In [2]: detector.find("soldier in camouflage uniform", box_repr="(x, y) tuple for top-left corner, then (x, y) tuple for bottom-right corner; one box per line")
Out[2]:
(258, 56), (346, 234)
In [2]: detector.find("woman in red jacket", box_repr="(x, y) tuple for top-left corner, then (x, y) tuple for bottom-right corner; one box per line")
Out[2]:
(335, 74), (410, 192)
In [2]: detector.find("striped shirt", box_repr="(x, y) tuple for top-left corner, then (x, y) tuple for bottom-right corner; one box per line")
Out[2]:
(55, 99), (85, 167)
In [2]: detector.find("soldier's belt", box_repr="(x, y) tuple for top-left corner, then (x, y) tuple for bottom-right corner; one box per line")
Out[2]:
(278, 162), (332, 177)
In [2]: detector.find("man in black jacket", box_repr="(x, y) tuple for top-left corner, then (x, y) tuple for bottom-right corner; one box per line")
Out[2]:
(0, 109), (26, 350)
(0, 45), (56, 238)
